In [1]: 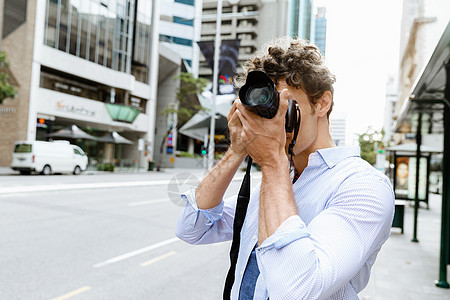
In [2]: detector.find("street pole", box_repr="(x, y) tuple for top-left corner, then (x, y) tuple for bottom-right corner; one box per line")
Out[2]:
(208, 0), (223, 170)
(411, 112), (422, 243)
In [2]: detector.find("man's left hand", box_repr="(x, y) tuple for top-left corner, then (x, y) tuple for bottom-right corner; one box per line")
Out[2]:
(236, 89), (290, 167)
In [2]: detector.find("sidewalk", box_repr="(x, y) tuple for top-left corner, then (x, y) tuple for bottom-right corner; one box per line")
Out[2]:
(359, 193), (450, 299)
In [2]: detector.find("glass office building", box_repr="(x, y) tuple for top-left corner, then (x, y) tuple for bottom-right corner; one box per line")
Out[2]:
(43, 0), (152, 83)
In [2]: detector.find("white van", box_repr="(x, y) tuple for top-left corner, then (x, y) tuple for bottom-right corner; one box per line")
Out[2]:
(11, 140), (88, 175)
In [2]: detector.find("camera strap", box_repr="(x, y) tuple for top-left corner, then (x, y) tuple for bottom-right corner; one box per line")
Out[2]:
(223, 156), (253, 300)
(288, 105), (301, 169)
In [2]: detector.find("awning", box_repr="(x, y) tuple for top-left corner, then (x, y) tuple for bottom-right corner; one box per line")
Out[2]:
(97, 131), (134, 144)
(47, 125), (98, 140)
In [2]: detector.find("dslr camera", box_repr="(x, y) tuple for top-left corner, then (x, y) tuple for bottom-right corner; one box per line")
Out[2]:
(239, 70), (300, 133)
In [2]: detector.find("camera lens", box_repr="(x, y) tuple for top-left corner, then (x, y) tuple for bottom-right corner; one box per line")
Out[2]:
(246, 85), (272, 106)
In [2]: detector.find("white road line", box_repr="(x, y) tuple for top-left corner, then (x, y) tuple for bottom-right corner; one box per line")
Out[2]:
(93, 237), (179, 268)
(0, 173), (262, 195)
(50, 286), (91, 300)
(140, 251), (176, 267)
(0, 180), (171, 195)
(128, 199), (169, 206)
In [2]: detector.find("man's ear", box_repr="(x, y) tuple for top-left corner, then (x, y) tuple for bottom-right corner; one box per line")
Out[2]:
(316, 91), (332, 118)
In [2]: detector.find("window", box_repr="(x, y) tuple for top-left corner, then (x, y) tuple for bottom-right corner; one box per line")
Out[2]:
(173, 16), (193, 26)
(2, 0), (27, 38)
(174, 0), (194, 6)
(14, 144), (32, 153)
(159, 34), (192, 47)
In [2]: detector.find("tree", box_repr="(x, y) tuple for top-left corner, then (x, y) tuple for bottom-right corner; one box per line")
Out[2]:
(358, 127), (386, 165)
(156, 72), (207, 171)
(0, 51), (18, 104)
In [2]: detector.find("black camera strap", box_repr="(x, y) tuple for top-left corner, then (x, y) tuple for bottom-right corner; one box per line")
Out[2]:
(223, 157), (253, 300)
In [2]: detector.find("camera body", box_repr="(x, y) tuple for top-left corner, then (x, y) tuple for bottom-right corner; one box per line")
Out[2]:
(239, 70), (299, 133)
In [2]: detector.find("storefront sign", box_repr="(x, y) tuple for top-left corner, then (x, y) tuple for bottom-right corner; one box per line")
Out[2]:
(0, 106), (16, 117)
(56, 101), (96, 117)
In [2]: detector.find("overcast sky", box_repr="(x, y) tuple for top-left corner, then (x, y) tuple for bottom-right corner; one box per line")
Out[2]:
(316, 0), (403, 143)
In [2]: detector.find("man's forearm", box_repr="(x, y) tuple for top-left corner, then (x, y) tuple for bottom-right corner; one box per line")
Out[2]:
(258, 154), (297, 245)
(196, 149), (245, 209)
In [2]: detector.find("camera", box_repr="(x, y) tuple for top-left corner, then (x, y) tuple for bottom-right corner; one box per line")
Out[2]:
(239, 70), (299, 133)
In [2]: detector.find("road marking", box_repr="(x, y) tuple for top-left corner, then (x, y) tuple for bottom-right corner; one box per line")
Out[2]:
(0, 180), (172, 195)
(93, 237), (179, 268)
(140, 251), (176, 267)
(128, 199), (169, 206)
(50, 286), (91, 300)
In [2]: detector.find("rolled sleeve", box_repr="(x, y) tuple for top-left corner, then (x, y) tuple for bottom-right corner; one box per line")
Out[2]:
(175, 188), (236, 245)
(258, 215), (311, 252)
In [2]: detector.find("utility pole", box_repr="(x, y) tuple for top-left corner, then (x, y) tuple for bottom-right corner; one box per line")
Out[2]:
(208, 0), (223, 170)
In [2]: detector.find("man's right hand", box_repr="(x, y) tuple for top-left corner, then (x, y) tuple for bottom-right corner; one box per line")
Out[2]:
(227, 100), (247, 158)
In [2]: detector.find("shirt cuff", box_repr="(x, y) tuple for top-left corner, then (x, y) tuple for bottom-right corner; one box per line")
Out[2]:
(257, 215), (310, 252)
(181, 188), (225, 226)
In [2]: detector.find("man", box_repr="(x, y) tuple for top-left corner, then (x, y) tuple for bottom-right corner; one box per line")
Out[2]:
(176, 37), (394, 299)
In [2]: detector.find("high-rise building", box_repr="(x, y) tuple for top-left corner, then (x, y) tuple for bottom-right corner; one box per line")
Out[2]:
(314, 6), (327, 56)
(383, 75), (397, 143)
(289, 0), (314, 41)
(0, 0), (180, 168)
(395, 0), (450, 121)
(199, 0), (290, 78)
(159, 0), (203, 76)
(330, 114), (347, 146)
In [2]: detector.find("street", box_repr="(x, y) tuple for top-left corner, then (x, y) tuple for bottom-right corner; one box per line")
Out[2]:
(0, 170), (260, 300)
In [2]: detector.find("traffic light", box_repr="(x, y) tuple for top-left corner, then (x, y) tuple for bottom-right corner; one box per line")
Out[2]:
(201, 145), (207, 155)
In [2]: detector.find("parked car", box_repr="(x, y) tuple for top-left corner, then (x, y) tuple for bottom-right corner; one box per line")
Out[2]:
(11, 140), (88, 175)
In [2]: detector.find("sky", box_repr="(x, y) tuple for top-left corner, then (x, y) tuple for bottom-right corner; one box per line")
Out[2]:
(315, 0), (403, 143)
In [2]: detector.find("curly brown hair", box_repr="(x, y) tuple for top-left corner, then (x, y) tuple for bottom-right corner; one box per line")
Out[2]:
(238, 37), (336, 118)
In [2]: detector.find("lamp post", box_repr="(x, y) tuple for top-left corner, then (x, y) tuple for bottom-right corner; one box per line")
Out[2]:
(208, 0), (223, 170)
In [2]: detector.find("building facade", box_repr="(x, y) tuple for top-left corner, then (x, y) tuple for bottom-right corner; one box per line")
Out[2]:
(0, 0), (180, 169)
(199, 0), (290, 78)
(330, 113), (347, 146)
(314, 6), (326, 56)
(159, 0), (203, 76)
(289, 0), (313, 41)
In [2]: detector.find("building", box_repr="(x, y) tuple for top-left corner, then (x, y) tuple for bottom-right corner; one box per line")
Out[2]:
(159, 0), (203, 76)
(314, 6), (326, 56)
(383, 74), (398, 143)
(289, 0), (314, 41)
(330, 113), (347, 146)
(199, 0), (290, 78)
(0, 0), (181, 169)
(395, 0), (450, 125)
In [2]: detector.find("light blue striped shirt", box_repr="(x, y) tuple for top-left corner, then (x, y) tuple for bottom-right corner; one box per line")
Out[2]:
(176, 146), (395, 299)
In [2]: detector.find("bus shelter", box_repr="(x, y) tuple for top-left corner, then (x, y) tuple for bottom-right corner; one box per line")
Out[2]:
(393, 23), (450, 288)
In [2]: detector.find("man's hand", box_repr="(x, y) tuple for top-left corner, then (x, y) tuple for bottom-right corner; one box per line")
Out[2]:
(236, 89), (290, 167)
(227, 100), (248, 158)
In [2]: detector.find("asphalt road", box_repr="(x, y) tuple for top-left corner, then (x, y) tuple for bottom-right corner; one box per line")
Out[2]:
(0, 170), (261, 300)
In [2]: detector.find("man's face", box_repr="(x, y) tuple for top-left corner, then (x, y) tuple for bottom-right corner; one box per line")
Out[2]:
(276, 81), (319, 156)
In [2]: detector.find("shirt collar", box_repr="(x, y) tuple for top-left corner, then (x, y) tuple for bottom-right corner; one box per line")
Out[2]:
(308, 146), (360, 169)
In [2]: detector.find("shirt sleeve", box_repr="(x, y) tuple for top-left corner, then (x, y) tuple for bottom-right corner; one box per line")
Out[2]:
(255, 174), (395, 299)
(175, 188), (237, 245)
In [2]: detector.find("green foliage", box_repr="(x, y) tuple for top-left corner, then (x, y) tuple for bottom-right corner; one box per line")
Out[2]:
(0, 51), (17, 104)
(97, 163), (115, 172)
(163, 72), (207, 126)
(358, 127), (386, 165)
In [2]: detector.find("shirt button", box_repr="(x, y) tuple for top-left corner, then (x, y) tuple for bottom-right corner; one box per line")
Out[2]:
(252, 235), (257, 240)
